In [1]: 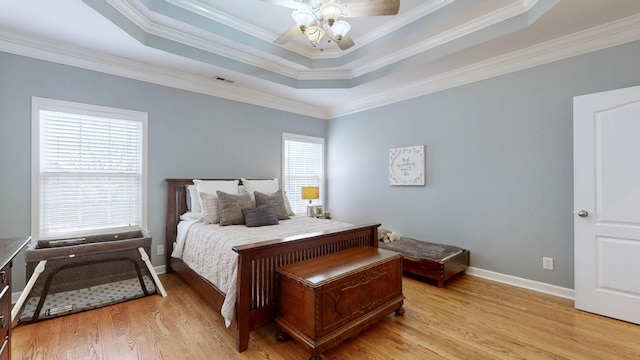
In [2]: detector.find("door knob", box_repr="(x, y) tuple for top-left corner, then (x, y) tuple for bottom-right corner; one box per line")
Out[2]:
(577, 210), (589, 217)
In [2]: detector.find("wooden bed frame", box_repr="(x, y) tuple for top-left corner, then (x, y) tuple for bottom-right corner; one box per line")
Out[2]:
(165, 179), (380, 353)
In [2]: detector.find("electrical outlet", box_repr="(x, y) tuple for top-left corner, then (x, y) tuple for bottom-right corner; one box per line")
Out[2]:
(543, 257), (554, 270)
(157, 244), (165, 256)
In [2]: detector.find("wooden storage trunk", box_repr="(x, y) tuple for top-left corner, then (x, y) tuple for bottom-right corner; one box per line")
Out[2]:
(378, 237), (469, 287)
(275, 248), (404, 359)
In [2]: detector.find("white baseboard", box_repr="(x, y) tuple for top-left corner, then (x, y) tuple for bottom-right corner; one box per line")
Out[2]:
(147, 264), (576, 300)
(155, 265), (166, 275)
(466, 266), (575, 300)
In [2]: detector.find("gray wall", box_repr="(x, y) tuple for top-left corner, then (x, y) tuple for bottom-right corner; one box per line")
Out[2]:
(327, 40), (640, 289)
(0, 52), (326, 291)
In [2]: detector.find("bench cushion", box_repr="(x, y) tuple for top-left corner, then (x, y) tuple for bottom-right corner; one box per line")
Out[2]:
(379, 237), (464, 262)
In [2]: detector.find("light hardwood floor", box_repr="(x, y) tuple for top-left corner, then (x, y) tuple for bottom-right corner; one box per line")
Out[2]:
(12, 273), (640, 360)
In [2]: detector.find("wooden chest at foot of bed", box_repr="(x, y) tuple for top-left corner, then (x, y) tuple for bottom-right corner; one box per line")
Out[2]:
(275, 248), (404, 359)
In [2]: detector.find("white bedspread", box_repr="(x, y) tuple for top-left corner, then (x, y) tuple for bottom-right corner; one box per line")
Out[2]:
(173, 216), (352, 326)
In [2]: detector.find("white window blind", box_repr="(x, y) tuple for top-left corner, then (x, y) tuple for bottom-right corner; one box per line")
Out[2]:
(282, 133), (324, 214)
(32, 98), (147, 239)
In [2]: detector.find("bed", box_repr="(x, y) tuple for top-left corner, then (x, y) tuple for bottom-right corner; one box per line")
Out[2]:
(378, 237), (469, 287)
(165, 178), (380, 353)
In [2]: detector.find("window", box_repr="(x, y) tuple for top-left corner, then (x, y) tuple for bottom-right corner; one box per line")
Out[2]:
(32, 97), (148, 239)
(282, 133), (324, 214)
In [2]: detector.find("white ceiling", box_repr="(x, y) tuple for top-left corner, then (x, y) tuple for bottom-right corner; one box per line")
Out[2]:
(1, 0), (640, 119)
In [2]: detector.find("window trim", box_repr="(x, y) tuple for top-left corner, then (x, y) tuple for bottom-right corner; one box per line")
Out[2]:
(31, 97), (148, 239)
(282, 132), (325, 215)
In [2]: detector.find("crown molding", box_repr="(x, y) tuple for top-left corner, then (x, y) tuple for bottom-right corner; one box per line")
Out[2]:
(164, 0), (327, 58)
(166, 0), (275, 43)
(0, 28), (329, 119)
(107, 0), (554, 85)
(109, 0), (462, 81)
(350, 0), (544, 78)
(107, 0), (306, 79)
(343, 0), (452, 51)
(165, 0), (452, 60)
(104, 0), (360, 82)
(328, 13), (640, 118)
(1, 13), (638, 120)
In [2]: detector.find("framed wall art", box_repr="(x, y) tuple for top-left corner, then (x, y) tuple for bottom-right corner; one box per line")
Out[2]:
(389, 145), (425, 186)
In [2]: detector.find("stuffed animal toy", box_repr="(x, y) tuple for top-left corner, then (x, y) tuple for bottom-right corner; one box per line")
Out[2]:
(379, 229), (400, 243)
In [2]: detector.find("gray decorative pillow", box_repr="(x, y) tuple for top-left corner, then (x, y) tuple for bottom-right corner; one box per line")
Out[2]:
(282, 190), (295, 216)
(242, 205), (279, 227)
(254, 190), (290, 220)
(216, 190), (252, 226)
(200, 192), (220, 224)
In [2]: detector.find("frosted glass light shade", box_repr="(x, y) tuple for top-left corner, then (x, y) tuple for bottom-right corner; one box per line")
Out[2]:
(305, 26), (325, 46)
(291, 9), (315, 29)
(320, 4), (342, 25)
(330, 20), (351, 40)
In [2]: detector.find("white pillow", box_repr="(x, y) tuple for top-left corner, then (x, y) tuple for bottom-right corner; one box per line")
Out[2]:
(241, 178), (279, 203)
(180, 211), (203, 221)
(193, 179), (240, 211)
(186, 184), (201, 213)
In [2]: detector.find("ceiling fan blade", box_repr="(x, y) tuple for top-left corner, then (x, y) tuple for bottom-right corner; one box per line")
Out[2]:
(337, 35), (355, 50)
(341, 0), (400, 17)
(274, 26), (303, 45)
(261, 0), (309, 10)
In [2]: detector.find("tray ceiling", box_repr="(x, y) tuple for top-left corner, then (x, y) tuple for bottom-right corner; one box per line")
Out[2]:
(1, 0), (640, 118)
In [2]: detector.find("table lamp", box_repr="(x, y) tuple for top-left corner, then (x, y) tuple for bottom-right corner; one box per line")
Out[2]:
(301, 186), (319, 217)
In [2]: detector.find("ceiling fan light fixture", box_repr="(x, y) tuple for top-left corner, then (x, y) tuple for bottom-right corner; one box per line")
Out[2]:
(291, 8), (315, 31)
(305, 25), (325, 47)
(320, 3), (343, 26)
(329, 20), (351, 41)
(266, 0), (400, 50)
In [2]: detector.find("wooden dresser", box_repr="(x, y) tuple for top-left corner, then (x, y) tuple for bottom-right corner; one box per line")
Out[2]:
(276, 247), (404, 360)
(0, 237), (31, 360)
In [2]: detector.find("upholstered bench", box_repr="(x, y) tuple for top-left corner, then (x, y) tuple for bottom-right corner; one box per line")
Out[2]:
(378, 237), (469, 287)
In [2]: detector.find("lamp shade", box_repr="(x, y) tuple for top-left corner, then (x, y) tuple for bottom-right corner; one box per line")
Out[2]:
(301, 186), (319, 200)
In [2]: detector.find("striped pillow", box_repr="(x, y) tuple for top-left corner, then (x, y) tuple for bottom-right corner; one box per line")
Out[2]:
(199, 192), (220, 224)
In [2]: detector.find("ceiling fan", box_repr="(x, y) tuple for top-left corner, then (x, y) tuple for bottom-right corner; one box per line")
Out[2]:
(262, 0), (400, 50)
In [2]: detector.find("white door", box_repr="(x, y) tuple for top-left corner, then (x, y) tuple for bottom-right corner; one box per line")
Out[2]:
(574, 85), (640, 324)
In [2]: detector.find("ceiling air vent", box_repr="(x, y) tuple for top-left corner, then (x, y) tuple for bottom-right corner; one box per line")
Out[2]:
(213, 76), (234, 84)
